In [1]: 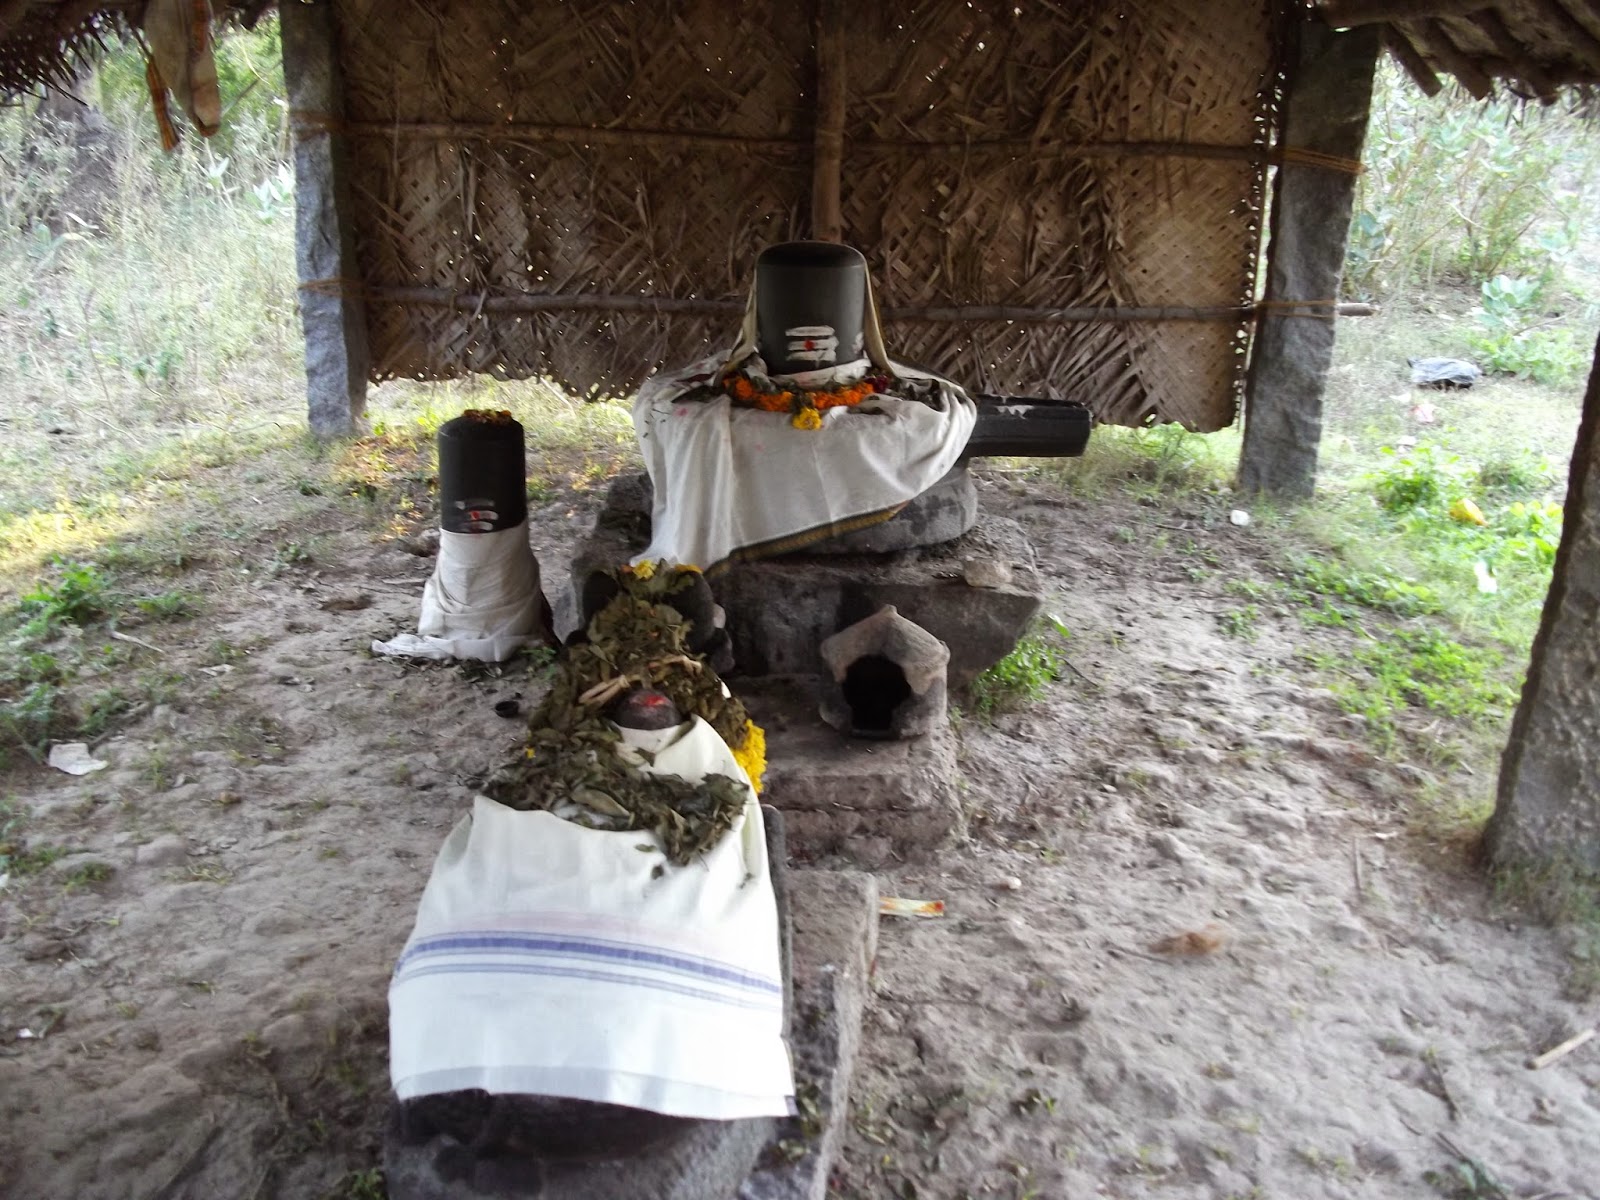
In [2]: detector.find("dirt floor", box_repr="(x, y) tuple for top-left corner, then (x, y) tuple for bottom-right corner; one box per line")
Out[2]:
(1, 459), (1596, 1200)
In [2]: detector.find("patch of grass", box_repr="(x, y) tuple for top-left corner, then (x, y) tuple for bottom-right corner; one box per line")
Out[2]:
(63, 860), (114, 889)
(1306, 627), (1517, 748)
(1424, 1152), (1512, 1200)
(1369, 444), (1468, 515)
(1023, 422), (1238, 499)
(323, 1167), (387, 1200)
(1217, 604), (1260, 641)
(967, 622), (1070, 717)
(18, 560), (110, 631)
(132, 589), (201, 621)
(2, 841), (67, 877)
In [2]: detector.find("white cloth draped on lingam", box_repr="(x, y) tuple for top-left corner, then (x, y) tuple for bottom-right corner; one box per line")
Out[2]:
(633, 278), (976, 570)
(388, 718), (794, 1120)
(371, 521), (545, 663)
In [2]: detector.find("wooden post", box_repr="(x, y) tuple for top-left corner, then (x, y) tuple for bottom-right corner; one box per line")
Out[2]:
(1486, 331), (1600, 874)
(811, 0), (847, 242)
(281, 0), (368, 437)
(1237, 21), (1379, 498)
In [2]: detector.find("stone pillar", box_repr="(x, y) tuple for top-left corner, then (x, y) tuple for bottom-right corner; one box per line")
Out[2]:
(281, 0), (368, 437)
(1237, 21), (1379, 498)
(1487, 332), (1600, 873)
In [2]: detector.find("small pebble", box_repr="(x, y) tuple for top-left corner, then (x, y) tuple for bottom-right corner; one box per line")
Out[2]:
(997, 876), (1022, 892)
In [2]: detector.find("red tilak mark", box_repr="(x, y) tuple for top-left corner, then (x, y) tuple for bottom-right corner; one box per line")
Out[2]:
(638, 693), (669, 707)
(804, 339), (815, 350)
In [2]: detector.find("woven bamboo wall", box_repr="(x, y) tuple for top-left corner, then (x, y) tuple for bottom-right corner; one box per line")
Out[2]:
(331, 0), (1282, 430)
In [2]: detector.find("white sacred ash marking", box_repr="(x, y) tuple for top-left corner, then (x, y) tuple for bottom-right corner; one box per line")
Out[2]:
(785, 324), (839, 365)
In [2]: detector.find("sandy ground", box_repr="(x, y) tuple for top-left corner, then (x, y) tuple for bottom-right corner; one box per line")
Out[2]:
(1, 464), (1596, 1200)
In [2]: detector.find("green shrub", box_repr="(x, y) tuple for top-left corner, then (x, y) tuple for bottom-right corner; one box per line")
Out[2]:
(1464, 275), (1592, 387)
(1477, 450), (1556, 500)
(1367, 445), (1467, 514)
(968, 628), (1067, 717)
(1347, 63), (1597, 296)
(19, 561), (109, 630)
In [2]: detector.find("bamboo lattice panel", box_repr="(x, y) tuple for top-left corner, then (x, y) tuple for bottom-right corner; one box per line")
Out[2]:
(332, 0), (1281, 430)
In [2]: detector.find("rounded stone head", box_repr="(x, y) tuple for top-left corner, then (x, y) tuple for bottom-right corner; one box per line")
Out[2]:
(755, 241), (867, 376)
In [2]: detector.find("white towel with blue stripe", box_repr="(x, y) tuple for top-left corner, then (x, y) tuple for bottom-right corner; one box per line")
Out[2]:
(388, 718), (794, 1120)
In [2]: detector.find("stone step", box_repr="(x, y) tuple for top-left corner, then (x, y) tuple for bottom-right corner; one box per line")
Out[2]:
(746, 677), (961, 864)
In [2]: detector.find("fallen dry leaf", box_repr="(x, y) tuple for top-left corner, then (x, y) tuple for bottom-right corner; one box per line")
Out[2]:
(1151, 924), (1227, 956)
(319, 593), (373, 613)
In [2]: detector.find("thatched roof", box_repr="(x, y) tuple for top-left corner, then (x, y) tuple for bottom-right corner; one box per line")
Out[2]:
(1317, 0), (1600, 99)
(6, 1), (1598, 103)
(0, 0), (267, 95)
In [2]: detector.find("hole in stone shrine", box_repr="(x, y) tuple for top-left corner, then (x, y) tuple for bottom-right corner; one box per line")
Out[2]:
(841, 654), (911, 735)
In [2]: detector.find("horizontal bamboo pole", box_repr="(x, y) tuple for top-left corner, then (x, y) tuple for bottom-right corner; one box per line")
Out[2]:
(333, 120), (1292, 167)
(362, 285), (1377, 322)
(371, 287), (740, 315)
(337, 120), (807, 155)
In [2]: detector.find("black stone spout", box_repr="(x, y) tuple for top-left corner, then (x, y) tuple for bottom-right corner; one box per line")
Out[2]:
(963, 395), (1093, 459)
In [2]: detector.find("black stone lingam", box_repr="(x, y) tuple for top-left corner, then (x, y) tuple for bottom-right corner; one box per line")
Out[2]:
(437, 410), (528, 534)
(754, 241), (867, 374)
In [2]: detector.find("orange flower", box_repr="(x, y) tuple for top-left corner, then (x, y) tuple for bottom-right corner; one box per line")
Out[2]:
(723, 370), (882, 417)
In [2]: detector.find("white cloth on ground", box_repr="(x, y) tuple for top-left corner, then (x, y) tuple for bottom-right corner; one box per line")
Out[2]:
(388, 717), (793, 1120)
(632, 277), (976, 570)
(371, 519), (542, 663)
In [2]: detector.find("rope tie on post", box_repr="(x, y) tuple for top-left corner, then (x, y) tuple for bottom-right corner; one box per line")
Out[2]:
(1274, 146), (1365, 174)
(290, 110), (347, 138)
(1255, 298), (1346, 321)
(298, 276), (366, 297)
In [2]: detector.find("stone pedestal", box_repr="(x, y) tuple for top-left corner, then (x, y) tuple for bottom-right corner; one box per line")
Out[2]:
(745, 677), (962, 861)
(564, 472), (1044, 687)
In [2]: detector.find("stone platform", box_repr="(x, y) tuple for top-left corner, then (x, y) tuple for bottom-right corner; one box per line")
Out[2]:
(564, 472), (1044, 687)
(383, 865), (878, 1200)
(746, 677), (961, 862)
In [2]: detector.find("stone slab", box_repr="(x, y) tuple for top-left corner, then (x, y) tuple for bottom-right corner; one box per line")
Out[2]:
(740, 870), (879, 1200)
(714, 514), (1042, 686)
(746, 677), (962, 862)
(1237, 23), (1378, 497)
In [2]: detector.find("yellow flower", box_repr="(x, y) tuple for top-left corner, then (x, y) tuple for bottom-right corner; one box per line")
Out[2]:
(791, 406), (824, 431)
(729, 719), (766, 794)
(632, 559), (658, 580)
(524, 747), (537, 759)
(1449, 497), (1489, 526)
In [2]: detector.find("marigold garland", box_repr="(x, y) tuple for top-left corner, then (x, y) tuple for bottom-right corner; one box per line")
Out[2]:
(729, 718), (767, 794)
(720, 369), (891, 431)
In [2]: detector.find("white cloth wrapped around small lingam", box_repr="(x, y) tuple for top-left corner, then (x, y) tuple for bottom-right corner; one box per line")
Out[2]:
(633, 268), (976, 571)
(372, 520), (545, 663)
(388, 718), (794, 1120)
